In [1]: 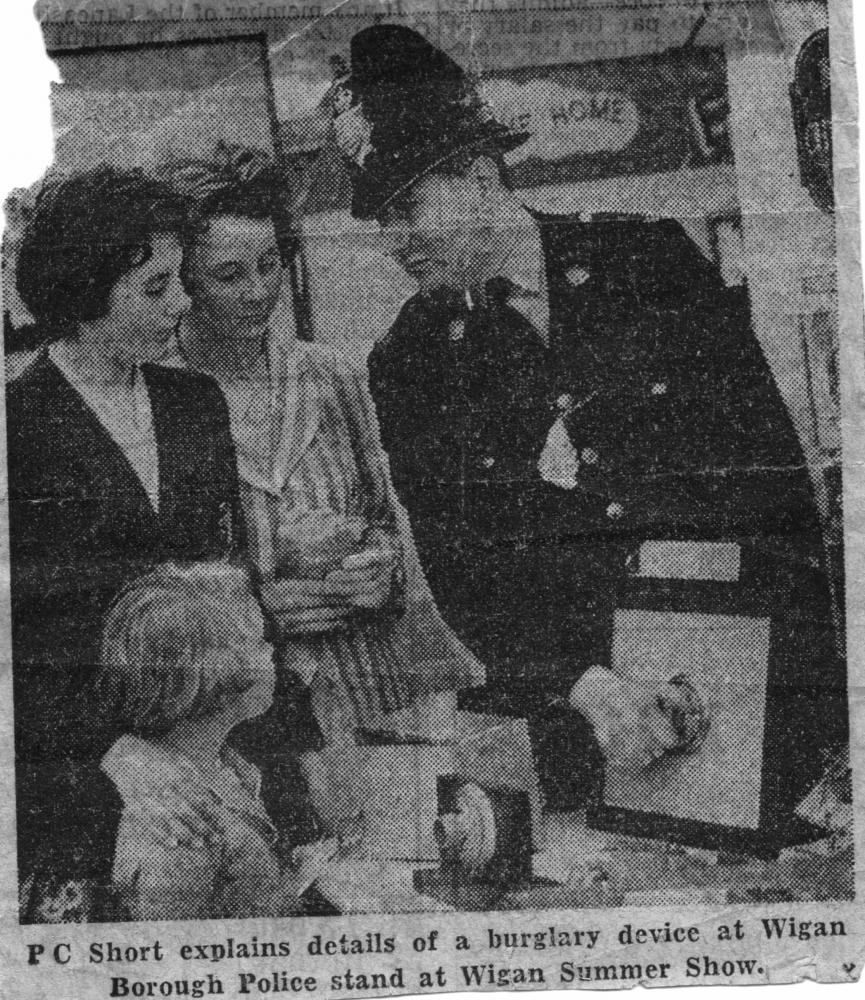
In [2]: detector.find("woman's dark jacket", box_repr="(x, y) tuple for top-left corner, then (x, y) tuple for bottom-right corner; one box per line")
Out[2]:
(7, 352), (245, 888)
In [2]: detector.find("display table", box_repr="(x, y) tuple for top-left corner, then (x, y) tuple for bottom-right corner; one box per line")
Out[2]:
(309, 810), (849, 914)
(502, 811), (852, 910)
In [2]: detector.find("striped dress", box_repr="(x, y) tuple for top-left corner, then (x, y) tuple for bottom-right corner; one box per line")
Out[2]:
(165, 327), (481, 740)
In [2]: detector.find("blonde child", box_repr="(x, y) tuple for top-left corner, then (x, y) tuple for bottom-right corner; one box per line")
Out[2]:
(98, 562), (335, 920)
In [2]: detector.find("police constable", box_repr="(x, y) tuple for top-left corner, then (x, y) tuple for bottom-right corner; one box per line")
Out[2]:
(333, 25), (845, 809)
(331, 27), (554, 656)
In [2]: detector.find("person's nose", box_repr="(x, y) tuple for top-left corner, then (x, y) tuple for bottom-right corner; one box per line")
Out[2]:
(166, 279), (190, 320)
(380, 223), (412, 260)
(242, 273), (270, 303)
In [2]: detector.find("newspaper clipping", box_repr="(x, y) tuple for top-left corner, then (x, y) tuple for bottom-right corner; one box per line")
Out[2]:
(0, 0), (863, 996)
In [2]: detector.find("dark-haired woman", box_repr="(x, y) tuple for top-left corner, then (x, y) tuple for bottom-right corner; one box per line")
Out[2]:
(8, 165), (245, 919)
(160, 146), (481, 827)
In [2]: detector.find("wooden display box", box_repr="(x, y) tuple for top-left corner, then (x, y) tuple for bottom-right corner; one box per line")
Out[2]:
(588, 563), (832, 859)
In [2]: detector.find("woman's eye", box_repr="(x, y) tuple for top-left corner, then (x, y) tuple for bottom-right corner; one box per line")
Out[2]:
(143, 280), (169, 299)
(259, 256), (280, 276)
(214, 267), (241, 283)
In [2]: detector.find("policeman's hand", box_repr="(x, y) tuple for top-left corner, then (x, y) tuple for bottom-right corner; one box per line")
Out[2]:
(568, 666), (679, 773)
(602, 695), (681, 773)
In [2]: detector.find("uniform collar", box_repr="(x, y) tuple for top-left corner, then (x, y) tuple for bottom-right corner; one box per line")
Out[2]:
(470, 216), (550, 342)
(496, 221), (546, 300)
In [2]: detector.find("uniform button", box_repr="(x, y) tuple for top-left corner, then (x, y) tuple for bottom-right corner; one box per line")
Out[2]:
(650, 380), (669, 396)
(565, 265), (591, 286)
(606, 501), (625, 520)
(448, 320), (465, 342)
(482, 456), (495, 468)
(581, 447), (599, 465)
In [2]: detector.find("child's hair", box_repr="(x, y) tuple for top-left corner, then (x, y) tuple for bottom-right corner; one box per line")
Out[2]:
(98, 562), (264, 737)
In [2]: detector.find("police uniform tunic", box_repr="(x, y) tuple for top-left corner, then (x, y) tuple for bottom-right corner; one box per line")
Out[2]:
(369, 217), (845, 809)
(369, 282), (553, 659)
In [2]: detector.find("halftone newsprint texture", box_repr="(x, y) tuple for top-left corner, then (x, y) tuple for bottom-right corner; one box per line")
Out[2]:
(0, 0), (864, 996)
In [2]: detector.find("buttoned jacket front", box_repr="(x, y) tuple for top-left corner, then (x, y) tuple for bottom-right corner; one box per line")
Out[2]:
(368, 217), (843, 808)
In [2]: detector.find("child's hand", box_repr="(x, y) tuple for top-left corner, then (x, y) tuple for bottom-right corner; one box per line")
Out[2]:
(128, 775), (224, 852)
(267, 837), (339, 916)
(286, 836), (339, 895)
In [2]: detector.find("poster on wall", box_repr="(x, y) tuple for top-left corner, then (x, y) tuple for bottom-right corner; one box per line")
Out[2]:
(790, 28), (833, 214)
(483, 46), (732, 190)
